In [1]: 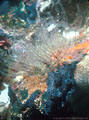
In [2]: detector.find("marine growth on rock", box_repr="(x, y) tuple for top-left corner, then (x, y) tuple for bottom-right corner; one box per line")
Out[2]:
(0, 0), (89, 120)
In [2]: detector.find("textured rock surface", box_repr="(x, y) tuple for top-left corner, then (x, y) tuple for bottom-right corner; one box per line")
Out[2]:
(0, 0), (89, 119)
(75, 54), (89, 86)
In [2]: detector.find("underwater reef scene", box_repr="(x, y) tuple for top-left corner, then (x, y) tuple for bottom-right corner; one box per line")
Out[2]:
(0, 0), (89, 120)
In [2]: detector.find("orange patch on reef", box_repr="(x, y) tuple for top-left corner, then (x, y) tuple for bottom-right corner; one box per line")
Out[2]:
(85, 48), (89, 53)
(51, 40), (89, 65)
(25, 74), (48, 95)
(71, 41), (89, 51)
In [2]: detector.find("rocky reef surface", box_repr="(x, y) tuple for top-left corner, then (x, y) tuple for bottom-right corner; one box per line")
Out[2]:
(0, 0), (89, 120)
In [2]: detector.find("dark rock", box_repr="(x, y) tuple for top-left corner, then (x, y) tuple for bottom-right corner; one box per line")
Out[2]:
(21, 90), (41, 111)
(41, 62), (78, 116)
